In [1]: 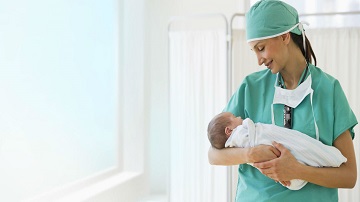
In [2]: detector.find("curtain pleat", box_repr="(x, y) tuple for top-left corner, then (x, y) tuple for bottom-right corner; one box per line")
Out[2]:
(169, 30), (228, 202)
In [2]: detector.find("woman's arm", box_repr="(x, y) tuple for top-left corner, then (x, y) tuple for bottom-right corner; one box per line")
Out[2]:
(254, 130), (357, 188)
(297, 130), (357, 188)
(208, 145), (281, 166)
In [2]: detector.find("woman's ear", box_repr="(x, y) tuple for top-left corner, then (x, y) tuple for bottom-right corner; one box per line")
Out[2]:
(225, 127), (232, 136)
(281, 33), (291, 44)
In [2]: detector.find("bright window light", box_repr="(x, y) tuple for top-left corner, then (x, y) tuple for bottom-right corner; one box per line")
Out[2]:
(0, 0), (118, 201)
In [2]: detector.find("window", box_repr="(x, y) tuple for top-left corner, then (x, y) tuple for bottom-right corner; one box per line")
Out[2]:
(0, 1), (118, 201)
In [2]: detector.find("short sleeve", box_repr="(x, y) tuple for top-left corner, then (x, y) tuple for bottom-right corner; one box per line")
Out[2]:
(223, 80), (247, 118)
(333, 80), (358, 139)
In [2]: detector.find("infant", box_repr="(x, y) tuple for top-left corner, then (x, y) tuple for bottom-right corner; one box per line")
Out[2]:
(207, 112), (347, 190)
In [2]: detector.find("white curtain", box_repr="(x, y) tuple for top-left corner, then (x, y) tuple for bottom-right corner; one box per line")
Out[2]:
(232, 28), (360, 202)
(169, 30), (227, 202)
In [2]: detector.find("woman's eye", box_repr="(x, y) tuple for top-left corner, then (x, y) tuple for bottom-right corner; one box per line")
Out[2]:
(258, 47), (264, 51)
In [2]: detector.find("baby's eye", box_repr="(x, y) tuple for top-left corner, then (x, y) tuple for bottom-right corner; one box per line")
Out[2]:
(258, 47), (264, 51)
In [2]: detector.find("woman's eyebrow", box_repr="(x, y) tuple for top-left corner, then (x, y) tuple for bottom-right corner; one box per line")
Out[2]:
(251, 42), (261, 50)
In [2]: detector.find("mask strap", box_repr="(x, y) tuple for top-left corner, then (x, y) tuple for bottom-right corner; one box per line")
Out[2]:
(297, 21), (309, 56)
(305, 67), (320, 140)
(271, 104), (275, 125)
(309, 90), (319, 140)
(307, 68), (319, 140)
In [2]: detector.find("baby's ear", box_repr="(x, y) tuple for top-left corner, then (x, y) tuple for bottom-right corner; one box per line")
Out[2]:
(225, 127), (232, 136)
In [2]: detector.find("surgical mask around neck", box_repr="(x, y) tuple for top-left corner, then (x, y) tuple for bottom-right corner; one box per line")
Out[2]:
(273, 74), (313, 108)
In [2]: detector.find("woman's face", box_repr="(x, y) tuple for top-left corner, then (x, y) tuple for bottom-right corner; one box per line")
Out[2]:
(248, 34), (289, 74)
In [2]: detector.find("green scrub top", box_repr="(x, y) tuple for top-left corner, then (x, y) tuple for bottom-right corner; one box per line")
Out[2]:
(224, 64), (357, 202)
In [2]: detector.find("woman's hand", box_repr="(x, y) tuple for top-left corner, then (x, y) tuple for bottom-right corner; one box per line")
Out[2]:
(253, 141), (300, 184)
(247, 144), (281, 163)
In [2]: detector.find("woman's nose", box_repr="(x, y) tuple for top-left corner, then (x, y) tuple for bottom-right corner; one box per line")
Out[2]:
(258, 57), (265, 66)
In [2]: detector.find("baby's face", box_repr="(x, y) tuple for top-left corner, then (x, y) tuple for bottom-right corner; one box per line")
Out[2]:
(229, 113), (243, 128)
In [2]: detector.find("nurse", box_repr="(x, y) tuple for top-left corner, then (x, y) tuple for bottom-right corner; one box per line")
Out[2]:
(208, 0), (358, 201)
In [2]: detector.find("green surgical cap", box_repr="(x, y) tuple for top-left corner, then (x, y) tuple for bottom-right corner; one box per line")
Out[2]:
(246, 0), (302, 42)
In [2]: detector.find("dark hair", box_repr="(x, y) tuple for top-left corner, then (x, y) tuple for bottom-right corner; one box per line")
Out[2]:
(290, 32), (317, 66)
(207, 112), (232, 149)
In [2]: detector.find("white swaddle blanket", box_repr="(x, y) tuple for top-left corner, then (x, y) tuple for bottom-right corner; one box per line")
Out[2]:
(225, 118), (347, 190)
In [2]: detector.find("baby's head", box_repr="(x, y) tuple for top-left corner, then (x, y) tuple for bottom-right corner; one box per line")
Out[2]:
(207, 112), (243, 149)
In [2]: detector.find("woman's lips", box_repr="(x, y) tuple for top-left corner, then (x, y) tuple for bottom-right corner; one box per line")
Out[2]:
(265, 60), (273, 68)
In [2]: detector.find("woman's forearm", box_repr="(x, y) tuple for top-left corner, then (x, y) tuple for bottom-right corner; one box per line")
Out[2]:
(208, 145), (281, 165)
(295, 163), (356, 188)
(208, 146), (250, 165)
